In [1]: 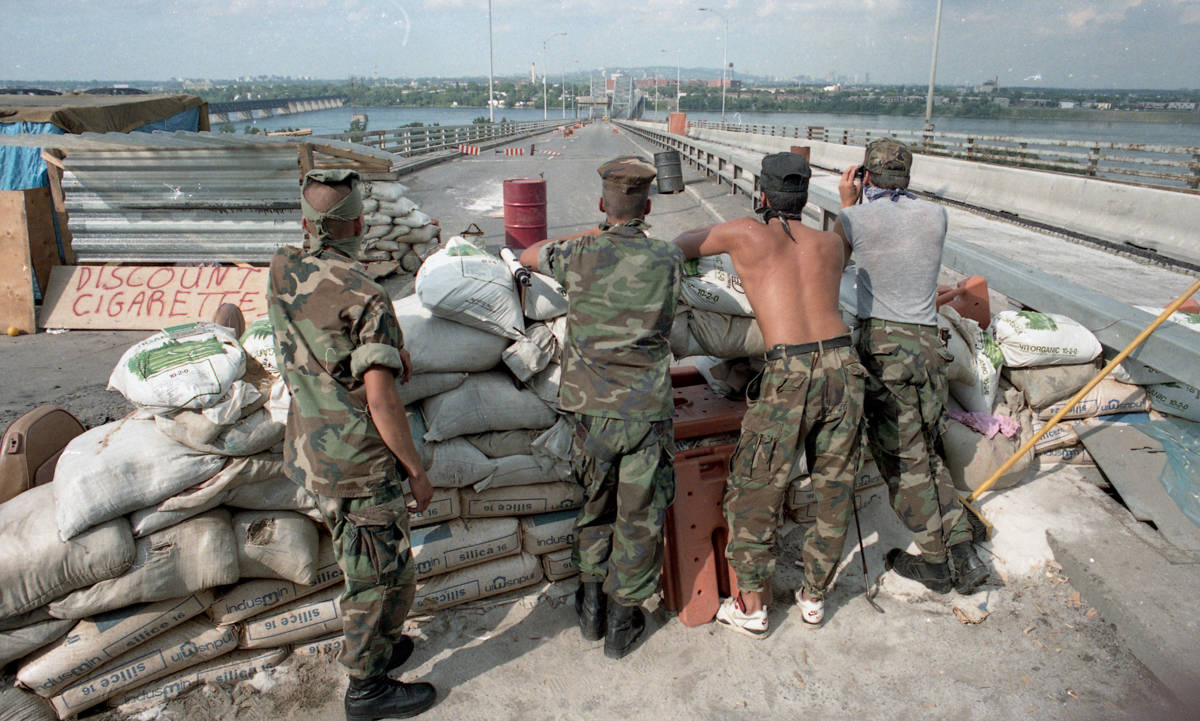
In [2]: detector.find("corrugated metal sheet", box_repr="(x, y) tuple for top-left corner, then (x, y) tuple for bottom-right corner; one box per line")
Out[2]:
(58, 134), (304, 263)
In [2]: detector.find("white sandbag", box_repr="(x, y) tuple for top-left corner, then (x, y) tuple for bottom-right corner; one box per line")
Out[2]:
(0, 673), (55, 721)
(520, 509), (577, 555)
(393, 294), (510, 374)
(540, 548), (578, 582)
(239, 319), (279, 377)
(48, 510), (239, 620)
(374, 239), (403, 252)
(377, 196), (419, 217)
(1145, 381), (1200, 422)
(1035, 379), (1149, 420)
(1031, 418), (1084, 453)
(412, 552), (542, 614)
(523, 271), (570, 321)
(155, 406), (283, 457)
(108, 647), (286, 715)
(129, 465), (308, 538)
(107, 322), (247, 415)
(367, 181), (408, 203)
(528, 362), (562, 410)
(1037, 446), (1095, 465)
(362, 197), (380, 213)
(400, 224), (441, 247)
(0, 617), (73, 668)
(0, 608), (54, 633)
(474, 453), (567, 492)
(233, 511), (320, 585)
(687, 308), (765, 359)
(291, 633), (344, 658)
(382, 222), (413, 242)
(411, 518), (521, 580)
(426, 438), (499, 489)
(529, 418), (575, 472)
(1004, 361), (1102, 410)
(680, 254), (754, 317)
(157, 453), (286, 513)
(940, 306), (1003, 413)
(422, 370), (557, 442)
(400, 250), (422, 273)
(670, 309), (695, 359)
(409, 487), (462, 529)
(460, 481), (585, 519)
(393, 209), (433, 229)
(53, 416), (226, 541)
(363, 211), (395, 226)
(937, 312), (976, 385)
(362, 222), (390, 240)
(48, 617), (237, 718)
(942, 420), (1033, 493)
(17, 592), (213, 698)
(502, 322), (559, 382)
(1111, 358), (1173, 386)
(415, 237), (525, 340)
(464, 429), (544, 458)
(240, 585), (343, 649)
(397, 372), (469, 407)
(0, 484), (135, 622)
(991, 310), (1103, 367)
(208, 536), (342, 625)
(1135, 305), (1200, 333)
(360, 248), (394, 262)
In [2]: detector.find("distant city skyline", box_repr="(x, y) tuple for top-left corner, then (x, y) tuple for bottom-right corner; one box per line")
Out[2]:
(5, 0), (1198, 91)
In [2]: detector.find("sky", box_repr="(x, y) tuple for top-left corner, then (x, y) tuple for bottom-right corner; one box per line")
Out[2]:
(5, 0), (1199, 91)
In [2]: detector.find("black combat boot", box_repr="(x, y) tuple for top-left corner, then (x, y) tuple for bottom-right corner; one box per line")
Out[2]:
(385, 635), (415, 675)
(604, 602), (646, 660)
(575, 581), (607, 642)
(344, 675), (436, 721)
(885, 549), (953, 594)
(950, 542), (990, 595)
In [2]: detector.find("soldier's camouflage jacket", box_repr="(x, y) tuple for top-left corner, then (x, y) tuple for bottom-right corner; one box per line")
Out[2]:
(537, 219), (684, 422)
(268, 246), (406, 498)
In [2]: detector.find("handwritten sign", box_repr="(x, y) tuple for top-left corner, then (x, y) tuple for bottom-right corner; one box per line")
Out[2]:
(39, 265), (269, 330)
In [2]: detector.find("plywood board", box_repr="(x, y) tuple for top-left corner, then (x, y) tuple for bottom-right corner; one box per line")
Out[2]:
(23, 187), (59, 294)
(39, 264), (269, 330)
(0, 191), (37, 334)
(1079, 423), (1200, 552)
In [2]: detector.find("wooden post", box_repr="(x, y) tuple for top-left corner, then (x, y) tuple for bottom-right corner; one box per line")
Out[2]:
(1, 188), (57, 334)
(38, 150), (74, 264)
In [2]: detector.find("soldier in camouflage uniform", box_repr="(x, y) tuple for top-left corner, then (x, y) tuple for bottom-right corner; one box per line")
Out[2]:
(268, 169), (437, 720)
(674, 153), (865, 637)
(834, 139), (990, 595)
(520, 156), (683, 660)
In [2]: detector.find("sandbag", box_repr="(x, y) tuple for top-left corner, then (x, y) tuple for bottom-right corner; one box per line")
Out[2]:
(0, 672), (55, 721)
(1035, 379), (1149, 420)
(541, 548), (578, 581)
(412, 552), (542, 614)
(394, 294), (511, 374)
(0, 484), (134, 622)
(233, 511), (320, 585)
(474, 453), (567, 492)
(0, 617), (73, 668)
(465, 429), (544, 459)
(991, 310), (1103, 368)
(941, 306), (1003, 413)
(239, 318), (279, 377)
(1031, 418), (1084, 453)
(460, 481), (584, 519)
(409, 487), (462, 529)
(426, 438), (499, 489)
(1135, 305), (1200, 333)
(53, 415), (226, 541)
(528, 362), (562, 410)
(48, 618), (238, 718)
(415, 237), (525, 340)
(1145, 381), (1200, 422)
(688, 308), (765, 359)
(502, 322), (559, 382)
(411, 517), (521, 580)
(362, 223), (390, 240)
(48, 510), (239, 620)
(396, 372), (469, 406)
(107, 322), (247, 416)
(680, 254), (754, 317)
(941, 420), (1033, 493)
(17, 592), (214, 698)
(669, 309), (695, 359)
(208, 536), (341, 625)
(397, 223), (441, 245)
(367, 181), (408, 202)
(154, 405), (283, 457)
(1004, 360), (1102, 410)
(522, 271), (569, 321)
(1112, 358), (1173, 386)
(394, 209), (434, 230)
(240, 585), (343, 649)
(108, 647), (286, 715)
(377, 196), (419, 217)
(363, 211), (394, 226)
(422, 370), (558, 442)
(292, 633), (344, 658)
(1037, 445), (1095, 465)
(520, 509), (577, 555)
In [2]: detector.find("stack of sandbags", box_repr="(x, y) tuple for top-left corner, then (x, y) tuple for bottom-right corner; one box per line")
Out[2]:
(672, 255), (764, 360)
(358, 180), (442, 274)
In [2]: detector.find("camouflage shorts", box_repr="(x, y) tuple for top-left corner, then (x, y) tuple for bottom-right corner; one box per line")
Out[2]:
(724, 343), (865, 599)
(315, 479), (416, 679)
(572, 414), (675, 605)
(856, 319), (971, 561)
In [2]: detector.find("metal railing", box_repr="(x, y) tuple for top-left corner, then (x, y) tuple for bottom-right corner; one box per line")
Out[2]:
(686, 120), (1200, 192)
(316, 120), (573, 158)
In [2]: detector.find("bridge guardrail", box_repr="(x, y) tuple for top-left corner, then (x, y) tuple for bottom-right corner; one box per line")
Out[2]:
(316, 120), (573, 158)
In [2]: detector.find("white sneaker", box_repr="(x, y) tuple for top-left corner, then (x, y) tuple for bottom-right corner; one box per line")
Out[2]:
(795, 590), (824, 628)
(715, 596), (769, 639)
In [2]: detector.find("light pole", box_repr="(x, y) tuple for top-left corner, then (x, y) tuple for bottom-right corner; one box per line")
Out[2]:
(698, 7), (728, 123)
(924, 0), (944, 136)
(660, 49), (680, 117)
(487, 0), (495, 122)
(543, 32), (566, 120)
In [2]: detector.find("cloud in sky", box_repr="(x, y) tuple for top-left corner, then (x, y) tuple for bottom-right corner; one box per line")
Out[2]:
(4, 0), (1198, 89)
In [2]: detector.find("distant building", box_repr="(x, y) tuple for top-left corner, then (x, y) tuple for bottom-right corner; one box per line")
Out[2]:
(975, 78), (998, 94)
(1167, 102), (1198, 111)
(1059, 100), (1077, 109)
(182, 80), (212, 91)
(992, 97), (1011, 107)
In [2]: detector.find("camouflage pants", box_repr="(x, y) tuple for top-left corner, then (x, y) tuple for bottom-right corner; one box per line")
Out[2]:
(314, 479), (416, 680)
(572, 414), (675, 605)
(724, 343), (865, 600)
(857, 319), (972, 563)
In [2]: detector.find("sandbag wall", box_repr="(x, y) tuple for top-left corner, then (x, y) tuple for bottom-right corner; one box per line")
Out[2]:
(358, 181), (443, 274)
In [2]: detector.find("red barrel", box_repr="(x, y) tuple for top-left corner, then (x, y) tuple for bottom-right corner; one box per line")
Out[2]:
(503, 178), (548, 250)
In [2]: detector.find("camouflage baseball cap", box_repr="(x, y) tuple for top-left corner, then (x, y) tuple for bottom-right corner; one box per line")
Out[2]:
(862, 138), (913, 178)
(759, 152), (812, 193)
(597, 155), (657, 194)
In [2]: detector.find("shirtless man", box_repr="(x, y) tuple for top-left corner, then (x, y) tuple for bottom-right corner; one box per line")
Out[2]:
(673, 152), (866, 637)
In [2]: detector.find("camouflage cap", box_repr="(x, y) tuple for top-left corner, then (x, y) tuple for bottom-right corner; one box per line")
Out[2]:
(597, 156), (657, 194)
(759, 152), (812, 193)
(862, 138), (913, 178)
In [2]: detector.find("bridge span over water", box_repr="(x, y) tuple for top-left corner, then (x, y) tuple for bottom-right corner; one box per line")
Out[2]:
(206, 96), (345, 125)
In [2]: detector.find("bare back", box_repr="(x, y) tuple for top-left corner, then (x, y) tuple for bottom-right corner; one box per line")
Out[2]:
(703, 216), (848, 347)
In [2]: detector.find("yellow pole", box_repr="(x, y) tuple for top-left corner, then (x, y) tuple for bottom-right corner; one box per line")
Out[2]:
(966, 278), (1200, 503)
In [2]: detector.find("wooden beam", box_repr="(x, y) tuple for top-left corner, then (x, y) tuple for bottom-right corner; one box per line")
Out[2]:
(0, 191), (38, 334)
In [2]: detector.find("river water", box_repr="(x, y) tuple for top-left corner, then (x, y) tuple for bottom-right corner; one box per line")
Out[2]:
(234, 105), (1200, 148)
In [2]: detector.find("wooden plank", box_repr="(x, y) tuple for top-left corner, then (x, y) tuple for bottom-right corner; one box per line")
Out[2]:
(0, 191), (37, 334)
(23, 187), (59, 295)
(41, 149), (75, 264)
(39, 264), (269, 331)
(1079, 423), (1200, 552)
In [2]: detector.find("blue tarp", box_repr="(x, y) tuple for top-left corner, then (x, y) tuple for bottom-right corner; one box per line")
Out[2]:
(0, 122), (65, 191)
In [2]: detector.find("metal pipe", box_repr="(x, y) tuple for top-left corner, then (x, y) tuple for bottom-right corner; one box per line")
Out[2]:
(924, 0), (944, 134)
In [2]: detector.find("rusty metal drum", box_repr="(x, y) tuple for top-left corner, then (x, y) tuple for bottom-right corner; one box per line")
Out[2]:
(503, 178), (548, 249)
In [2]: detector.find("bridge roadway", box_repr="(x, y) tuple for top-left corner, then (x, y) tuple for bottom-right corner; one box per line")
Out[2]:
(330, 121), (1193, 721)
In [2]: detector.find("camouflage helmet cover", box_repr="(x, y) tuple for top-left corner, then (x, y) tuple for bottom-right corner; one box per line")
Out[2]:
(862, 138), (913, 178)
(597, 155), (657, 194)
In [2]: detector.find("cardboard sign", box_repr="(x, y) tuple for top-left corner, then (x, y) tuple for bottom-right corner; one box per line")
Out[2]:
(39, 265), (268, 330)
